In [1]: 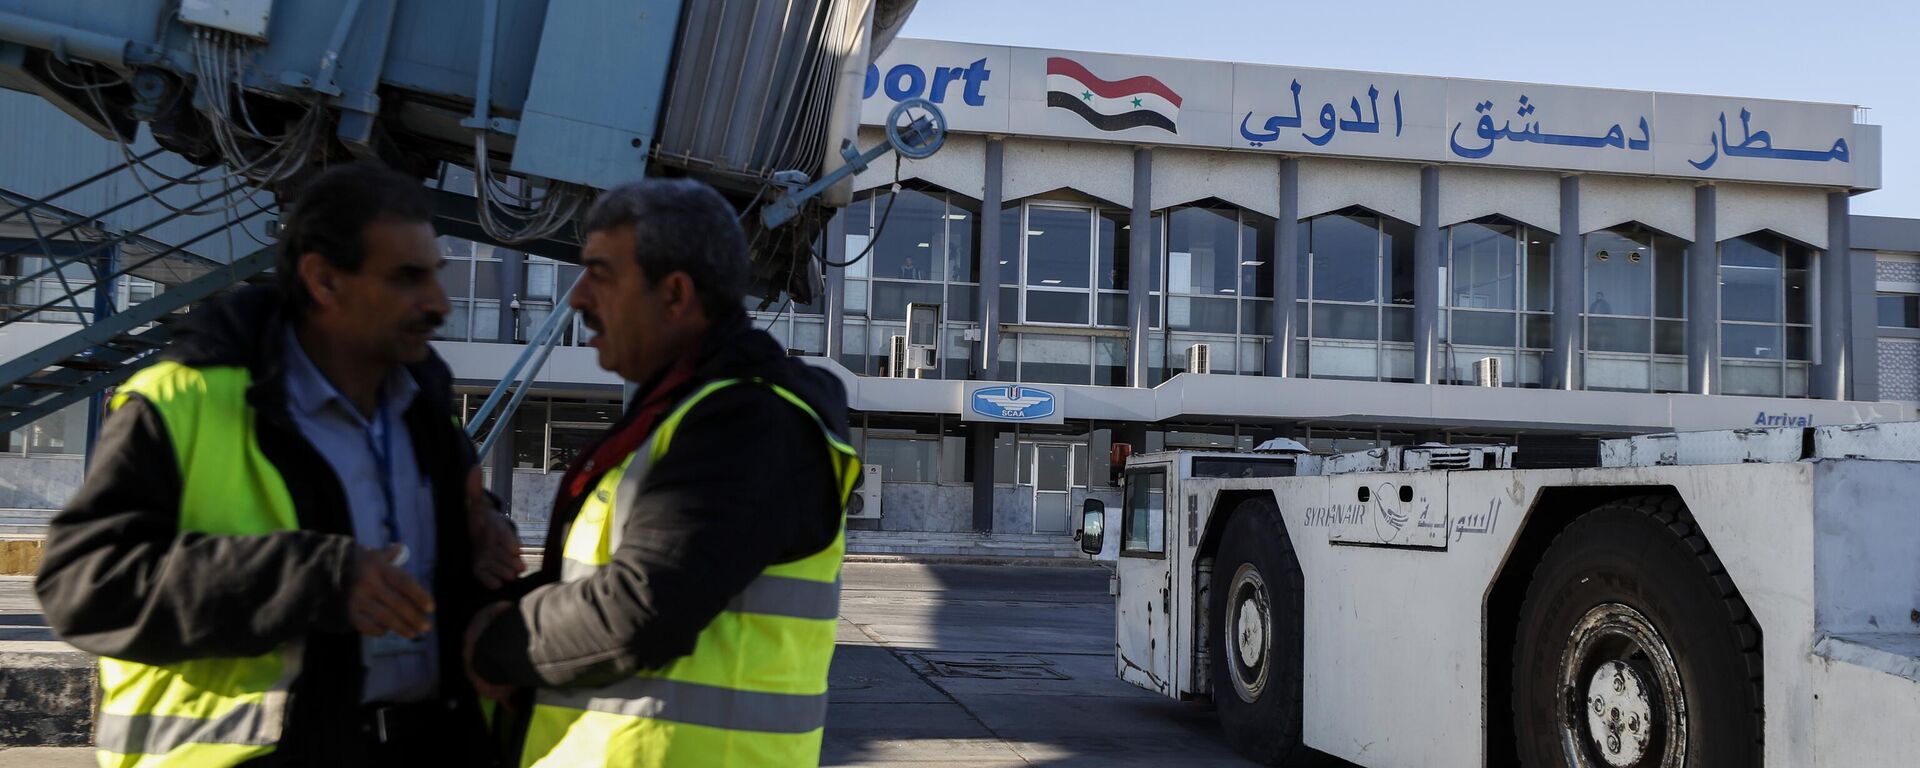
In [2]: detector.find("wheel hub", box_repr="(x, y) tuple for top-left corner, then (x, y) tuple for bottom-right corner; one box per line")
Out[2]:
(1585, 661), (1653, 766)
(1236, 597), (1266, 665)
(1224, 564), (1272, 703)
(1558, 603), (1688, 768)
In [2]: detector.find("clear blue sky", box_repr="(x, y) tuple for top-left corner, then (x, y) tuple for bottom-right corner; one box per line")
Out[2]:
(900, 0), (1917, 218)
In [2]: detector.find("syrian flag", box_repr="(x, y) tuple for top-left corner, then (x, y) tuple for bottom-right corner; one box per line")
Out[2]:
(1046, 57), (1182, 133)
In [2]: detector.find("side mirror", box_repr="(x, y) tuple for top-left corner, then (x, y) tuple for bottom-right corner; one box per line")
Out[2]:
(1078, 500), (1105, 556)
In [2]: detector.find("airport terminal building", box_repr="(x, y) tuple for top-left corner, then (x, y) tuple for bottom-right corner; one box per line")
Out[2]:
(5, 39), (1918, 543)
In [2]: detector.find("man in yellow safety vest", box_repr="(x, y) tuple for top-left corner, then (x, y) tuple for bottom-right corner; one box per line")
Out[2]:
(37, 162), (524, 767)
(463, 178), (859, 768)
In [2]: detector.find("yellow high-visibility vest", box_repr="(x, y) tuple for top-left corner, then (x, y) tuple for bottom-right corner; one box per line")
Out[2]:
(94, 361), (303, 768)
(520, 378), (860, 768)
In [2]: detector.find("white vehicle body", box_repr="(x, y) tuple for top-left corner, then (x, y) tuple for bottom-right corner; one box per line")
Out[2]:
(1098, 424), (1920, 767)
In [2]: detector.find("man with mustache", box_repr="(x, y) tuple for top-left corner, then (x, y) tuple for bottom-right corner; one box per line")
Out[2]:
(36, 162), (523, 767)
(463, 178), (860, 768)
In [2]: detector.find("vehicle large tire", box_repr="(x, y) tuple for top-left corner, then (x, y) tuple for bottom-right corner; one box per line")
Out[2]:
(1209, 496), (1313, 766)
(1511, 495), (1763, 767)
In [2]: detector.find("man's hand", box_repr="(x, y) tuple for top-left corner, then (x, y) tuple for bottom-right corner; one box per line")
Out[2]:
(348, 544), (435, 638)
(464, 601), (517, 707)
(468, 468), (526, 590)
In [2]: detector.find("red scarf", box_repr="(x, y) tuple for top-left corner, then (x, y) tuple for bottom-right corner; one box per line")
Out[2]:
(557, 349), (703, 503)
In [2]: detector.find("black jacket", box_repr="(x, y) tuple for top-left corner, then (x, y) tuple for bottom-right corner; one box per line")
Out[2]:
(471, 311), (850, 691)
(34, 285), (495, 765)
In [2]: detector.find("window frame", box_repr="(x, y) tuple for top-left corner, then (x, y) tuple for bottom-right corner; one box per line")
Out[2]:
(1118, 467), (1168, 559)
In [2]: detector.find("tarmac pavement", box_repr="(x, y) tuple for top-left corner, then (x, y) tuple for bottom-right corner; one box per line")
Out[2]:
(0, 563), (1260, 766)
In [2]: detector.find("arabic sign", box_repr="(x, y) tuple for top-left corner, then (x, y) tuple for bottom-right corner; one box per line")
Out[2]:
(963, 384), (1064, 424)
(861, 39), (1873, 189)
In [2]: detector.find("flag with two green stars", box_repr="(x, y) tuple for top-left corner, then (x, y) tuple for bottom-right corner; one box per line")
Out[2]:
(1045, 57), (1182, 133)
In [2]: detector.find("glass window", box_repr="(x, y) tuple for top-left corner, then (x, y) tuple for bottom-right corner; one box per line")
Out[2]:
(939, 418), (968, 484)
(1581, 225), (1686, 392)
(1026, 207), (1093, 290)
(526, 259), (557, 301)
(1723, 324), (1783, 360)
(1095, 337), (1127, 387)
(1096, 293), (1128, 327)
(1025, 291), (1090, 325)
(1654, 239), (1687, 319)
(1450, 222), (1518, 310)
(1453, 310), (1517, 347)
(1241, 219), (1274, 298)
(471, 301), (501, 342)
(1121, 470), (1166, 554)
(998, 204), (1021, 287)
(870, 281), (943, 320)
(1309, 212), (1378, 302)
(1588, 231), (1654, 317)
(946, 285), (979, 322)
(945, 196), (981, 283)
(1878, 294), (1920, 328)
(1384, 217), (1416, 306)
(1721, 235), (1784, 323)
(1719, 232), (1814, 396)
(1168, 206), (1240, 296)
(473, 260), (502, 300)
(1168, 296), (1237, 333)
(1312, 303), (1378, 340)
(439, 257), (472, 298)
(869, 188), (947, 281)
(1525, 236), (1554, 312)
(1098, 209), (1130, 291)
(868, 437), (937, 482)
(1019, 334), (1091, 385)
(440, 300), (470, 341)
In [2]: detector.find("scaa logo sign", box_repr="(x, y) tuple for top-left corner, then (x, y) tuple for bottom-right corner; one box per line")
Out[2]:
(971, 385), (1056, 421)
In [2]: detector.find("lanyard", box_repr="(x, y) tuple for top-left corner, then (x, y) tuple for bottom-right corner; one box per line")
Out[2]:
(365, 406), (403, 548)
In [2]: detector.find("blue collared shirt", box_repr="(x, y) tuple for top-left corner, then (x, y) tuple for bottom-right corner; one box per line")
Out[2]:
(281, 330), (440, 703)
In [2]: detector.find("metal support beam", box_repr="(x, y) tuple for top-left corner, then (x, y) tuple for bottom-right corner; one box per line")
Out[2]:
(824, 208), (847, 361)
(1413, 167), (1440, 384)
(1271, 158), (1299, 377)
(1688, 185), (1718, 394)
(1127, 148), (1153, 387)
(971, 422), (995, 532)
(1813, 191), (1851, 399)
(978, 139), (1005, 379)
(1547, 176), (1583, 390)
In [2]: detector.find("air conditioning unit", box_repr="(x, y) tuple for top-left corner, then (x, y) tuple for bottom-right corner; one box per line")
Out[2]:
(886, 335), (915, 379)
(1473, 356), (1502, 387)
(846, 464), (883, 519)
(1187, 343), (1212, 374)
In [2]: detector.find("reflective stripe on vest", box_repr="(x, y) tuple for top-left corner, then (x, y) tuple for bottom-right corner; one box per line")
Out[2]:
(95, 361), (301, 768)
(522, 378), (861, 768)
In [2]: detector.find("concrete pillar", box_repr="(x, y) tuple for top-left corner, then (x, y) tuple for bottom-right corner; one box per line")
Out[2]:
(979, 138), (1005, 379)
(1413, 167), (1441, 384)
(498, 249), (524, 343)
(1688, 185), (1719, 394)
(1547, 176), (1583, 390)
(971, 422), (995, 532)
(1850, 246), (1880, 402)
(1272, 158), (1300, 377)
(1813, 191), (1851, 399)
(824, 210), (847, 361)
(1127, 148), (1154, 387)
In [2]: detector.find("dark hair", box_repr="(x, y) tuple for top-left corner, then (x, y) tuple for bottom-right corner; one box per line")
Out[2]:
(278, 162), (433, 317)
(582, 178), (748, 321)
